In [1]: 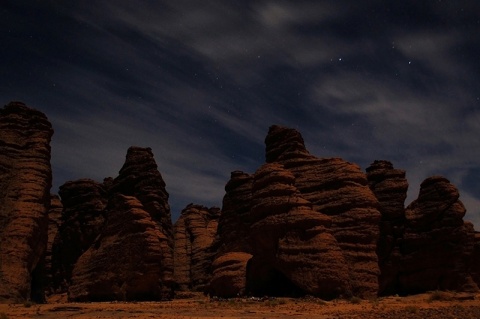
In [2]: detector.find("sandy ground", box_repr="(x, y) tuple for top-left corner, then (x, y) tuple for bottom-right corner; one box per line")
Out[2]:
(1, 292), (480, 319)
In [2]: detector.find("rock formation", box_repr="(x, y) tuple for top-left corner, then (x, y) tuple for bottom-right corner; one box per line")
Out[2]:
(472, 232), (480, 287)
(246, 163), (351, 298)
(208, 171), (254, 296)
(210, 125), (381, 298)
(51, 179), (108, 292)
(366, 160), (408, 295)
(68, 146), (174, 301)
(264, 125), (381, 298)
(0, 101), (53, 302)
(69, 194), (173, 301)
(398, 176), (478, 293)
(174, 204), (220, 291)
(45, 195), (63, 295)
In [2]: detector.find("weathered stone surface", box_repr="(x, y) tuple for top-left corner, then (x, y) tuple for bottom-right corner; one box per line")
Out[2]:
(45, 194), (62, 295)
(0, 101), (53, 302)
(246, 163), (351, 298)
(265, 125), (381, 298)
(174, 204), (220, 291)
(214, 171), (254, 255)
(69, 194), (173, 301)
(209, 252), (252, 297)
(51, 179), (107, 292)
(67, 146), (174, 301)
(398, 176), (479, 293)
(366, 160), (408, 295)
(472, 232), (480, 287)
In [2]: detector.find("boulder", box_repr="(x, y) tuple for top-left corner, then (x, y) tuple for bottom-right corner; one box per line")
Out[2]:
(0, 101), (53, 302)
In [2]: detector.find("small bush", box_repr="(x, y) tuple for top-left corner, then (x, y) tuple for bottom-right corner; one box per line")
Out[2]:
(0, 312), (9, 319)
(428, 290), (452, 302)
(23, 301), (33, 308)
(349, 296), (362, 304)
(405, 305), (419, 314)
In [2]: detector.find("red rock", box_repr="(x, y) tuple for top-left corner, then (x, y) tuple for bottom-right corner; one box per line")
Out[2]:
(0, 101), (53, 302)
(174, 204), (220, 291)
(67, 147), (174, 301)
(51, 179), (107, 292)
(69, 194), (173, 301)
(246, 163), (351, 298)
(472, 232), (480, 286)
(44, 195), (62, 295)
(209, 252), (252, 297)
(265, 125), (381, 298)
(366, 160), (408, 295)
(399, 176), (479, 293)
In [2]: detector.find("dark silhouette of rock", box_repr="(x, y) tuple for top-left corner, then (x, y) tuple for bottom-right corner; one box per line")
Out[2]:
(472, 232), (480, 287)
(51, 179), (107, 292)
(366, 160), (408, 295)
(68, 147), (174, 301)
(0, 102), (53, 303)
(264, 125), (381, 298)
(246, 163), (351, 298)
(174, 204), (220, 291)
(398, 176), (479, 293)
(45, 195), (62, 295)
(69, 194), (173, 301)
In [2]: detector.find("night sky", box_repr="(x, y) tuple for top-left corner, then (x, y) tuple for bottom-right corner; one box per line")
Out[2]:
(2, 1), (480, 226)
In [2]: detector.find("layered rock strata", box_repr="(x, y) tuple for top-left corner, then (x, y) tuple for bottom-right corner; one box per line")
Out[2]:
(44, 195), (63, 295)
(366, 160), (408, 295)
(399, 176), (478, 293)
(68, 147), (174, 301)
(0, 102), (53, 302)
(246, 163), (351, 298)
(51, 179), (107, 292)
(264, 125), (381, 297)
(174, 204), (220, 291)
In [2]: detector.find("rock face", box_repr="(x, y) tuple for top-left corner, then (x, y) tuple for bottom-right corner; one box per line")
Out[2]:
(366, 160), (408, 295)
(69, 194), (173, 301)
(246, 163), (351, 298)
(68, 147), (174, 301)
(399, 176), (478, 293)
(472, 232), (480, 287)
(174, 204), (220, 291)
(51, 179), (108, 292)
(210, 125), (381, 298)
(45, 195), (63, 295)
(264, 125), (381, 298)
(0, 102), (53, 302)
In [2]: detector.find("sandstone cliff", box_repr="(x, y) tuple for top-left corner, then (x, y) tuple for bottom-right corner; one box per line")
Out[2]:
(45, 195), (63, 295)
(0, 101), (53, 302)
(51, 179), (108, 292)
(68, 147), (174, 301)
(174, 204), (220, 291)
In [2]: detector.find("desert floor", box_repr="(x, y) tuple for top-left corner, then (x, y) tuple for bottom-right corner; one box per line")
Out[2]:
(1, 291), (480, 319)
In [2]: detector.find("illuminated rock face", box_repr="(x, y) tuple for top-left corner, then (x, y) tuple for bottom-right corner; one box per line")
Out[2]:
(210, 125), (381, 298)
(0, 102), (53, 302)
(174, 204), (220, 291)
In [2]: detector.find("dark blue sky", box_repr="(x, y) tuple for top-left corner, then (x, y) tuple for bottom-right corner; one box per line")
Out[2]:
(2, 1), (480, 226)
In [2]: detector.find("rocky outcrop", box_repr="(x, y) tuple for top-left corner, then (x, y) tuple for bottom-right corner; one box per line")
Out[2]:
(398, 176), (479, 293)
(472, 232), (480, 286)
(174, 204), (220, 291)
(366, 160), (408, 295)
(264, 125), (381, 298)
(246, 163), (351, 298)
(45, 195), (62, 295)
(51, 179), (107, 292)
(0, 101), (53, 303)
(209, 252), (252, 297)
(68, 146), (174, 301)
